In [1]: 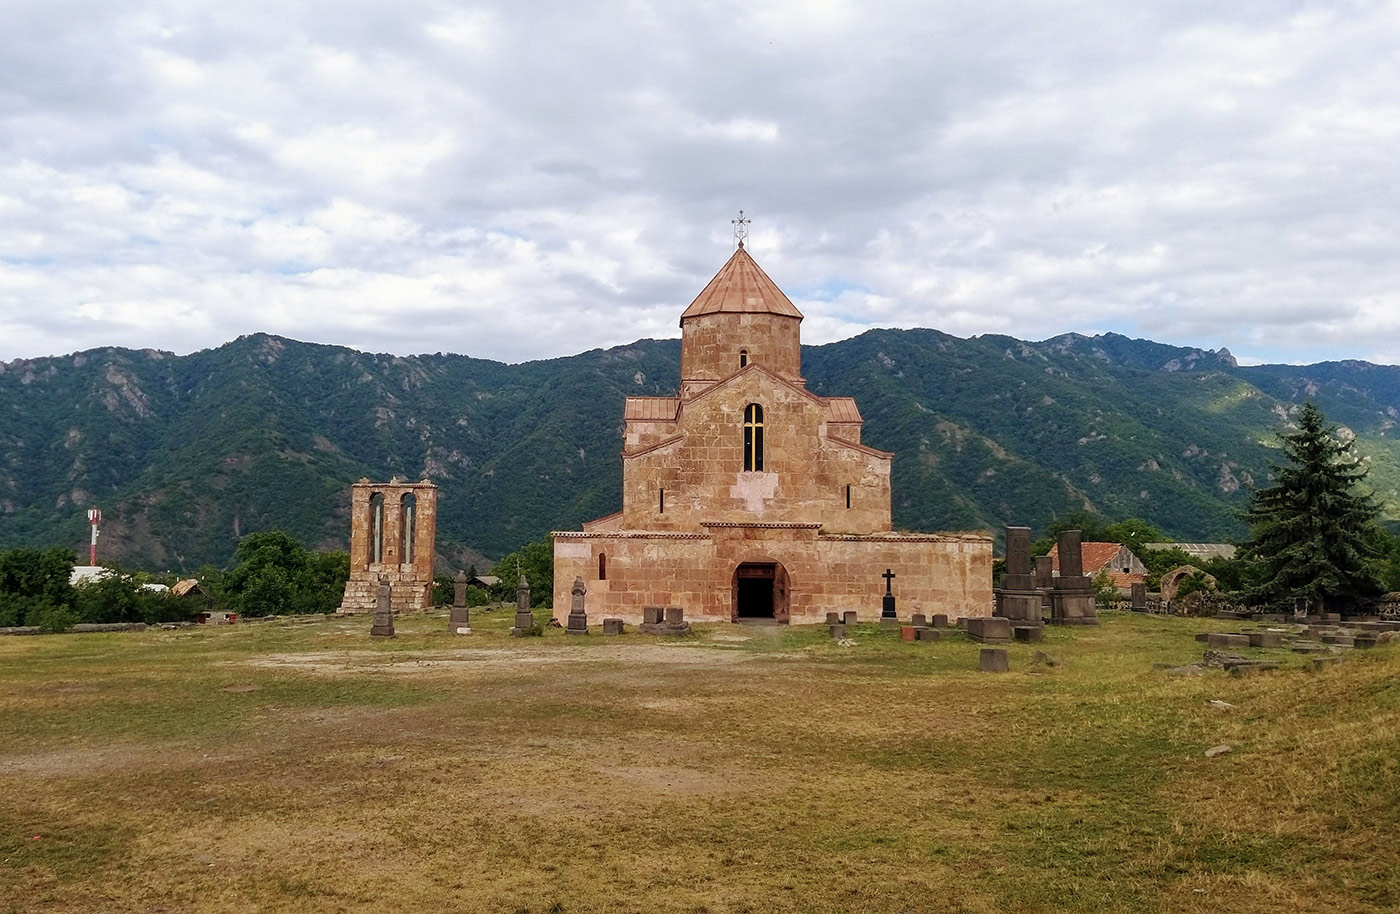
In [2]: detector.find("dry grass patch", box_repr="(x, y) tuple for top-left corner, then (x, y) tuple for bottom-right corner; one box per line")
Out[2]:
(1, 610), (1397, 912)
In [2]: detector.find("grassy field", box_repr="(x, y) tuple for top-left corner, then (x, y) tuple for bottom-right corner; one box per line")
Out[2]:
(2, 609), (1398, 913)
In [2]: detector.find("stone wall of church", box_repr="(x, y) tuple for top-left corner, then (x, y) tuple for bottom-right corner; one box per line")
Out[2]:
(680, 312), (802, 391)
(553, 528), (993, 623)
(621, 369), (892, 533)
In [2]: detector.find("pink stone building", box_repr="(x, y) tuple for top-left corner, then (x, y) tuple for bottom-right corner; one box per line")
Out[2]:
(552, 244), (992, 623)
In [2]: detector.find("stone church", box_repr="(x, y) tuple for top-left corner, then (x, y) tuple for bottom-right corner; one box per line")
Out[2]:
(551, 242), (993, 623)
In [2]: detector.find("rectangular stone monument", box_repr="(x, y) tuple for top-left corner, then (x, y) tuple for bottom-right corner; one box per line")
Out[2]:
(900, 626), (918, 642)
(967, 616), (1012, 643)
(826, 611), (841, 625)
(1207, 633), (1251, 649)
(843, 610), (858, 626)
(370, 578), (395, 638)
(1130, 582), (1147, 612)
(602, 618), (624, 636)
(449, 570), (471, 634)
(641, 606), (691, 635)
(911, 613), (928, 628)
(1049, 530), (1098, 625)
(916, 627), (941, 642)
(979, 648), (1009, 672)
(931, 614), (948, 629)
(829, 623), (846, 639)
(643, 606), (665, 625)
(1247, 631), (1283, 648)
(1014, 625), (1043, 643)
(880, 568), (898, 624)
(1034, 555), (1054, 589)
(995, 526), (1042, 624)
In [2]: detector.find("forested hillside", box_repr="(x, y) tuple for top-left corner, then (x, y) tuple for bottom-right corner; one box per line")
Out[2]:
(3, 329), (1399, 572)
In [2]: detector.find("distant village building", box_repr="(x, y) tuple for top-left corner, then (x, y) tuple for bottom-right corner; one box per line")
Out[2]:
(467, 574), (501, 590)
(336, 477), (438, 613)
(1142, 542), (1238, 561)
(551, 239), (993, 623)
(1047, 541), (1148, 593)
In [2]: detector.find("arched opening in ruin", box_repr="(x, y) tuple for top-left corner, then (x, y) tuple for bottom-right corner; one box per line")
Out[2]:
(733, 561), (789, 623)
(400, 492), (417, 564)
(369, 492), (385, 564)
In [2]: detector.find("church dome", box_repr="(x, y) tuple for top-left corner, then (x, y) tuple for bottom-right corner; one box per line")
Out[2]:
(678, 245), (804, 324)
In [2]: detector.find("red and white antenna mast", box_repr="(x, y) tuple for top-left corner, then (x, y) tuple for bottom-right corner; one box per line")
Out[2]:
(87, 507), (102, 566)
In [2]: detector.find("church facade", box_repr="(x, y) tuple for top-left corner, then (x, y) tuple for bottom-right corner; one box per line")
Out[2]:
(551, 244), (992, 623)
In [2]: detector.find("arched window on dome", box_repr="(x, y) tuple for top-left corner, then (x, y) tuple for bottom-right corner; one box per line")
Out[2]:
(743, 403), (765, 472)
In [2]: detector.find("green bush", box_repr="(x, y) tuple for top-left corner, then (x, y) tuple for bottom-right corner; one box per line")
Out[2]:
(222, 531), (349, 617)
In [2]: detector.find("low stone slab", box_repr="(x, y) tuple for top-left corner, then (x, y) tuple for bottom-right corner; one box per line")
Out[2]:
(1014, 625), (1044, 643)
(842, 610), (858, 626)
(916, 628), (941, 642)
(1194, 632), (1212, 643)
(900, 626), (919, 642)
(826, 611), (841, 625)
(1206, 633), (1250, 649)
(643, 606), (665, 625)
(1352, 632), (1379, 648)
(1247, 632), (1283, 648)
(0, 626), (43, 636)
(910, 613), (927, 628)
(1291, 642), (1330, 653)
(665, 606), (685, 624)
(72, 622), (148, 633)
(829, 623), (846, 639)
(931, 614), (948, 629)
(602, 618), (624, 636)
(979, 648), (1009, 672)
(967, 617), (1012, 643)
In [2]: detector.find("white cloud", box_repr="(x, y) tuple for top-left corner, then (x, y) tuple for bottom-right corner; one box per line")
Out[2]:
(1, 0), (1398, 366)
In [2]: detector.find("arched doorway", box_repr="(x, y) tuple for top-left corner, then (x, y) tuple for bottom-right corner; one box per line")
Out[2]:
(732, 562), (790, 623)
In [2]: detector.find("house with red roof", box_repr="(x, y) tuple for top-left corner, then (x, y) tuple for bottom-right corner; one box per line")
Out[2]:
(1046, 541), (1148, 593)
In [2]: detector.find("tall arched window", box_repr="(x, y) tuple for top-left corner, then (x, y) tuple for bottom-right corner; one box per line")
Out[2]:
(369, 492), (385, 564)
(744, 403), (764, 472)
(400, 492), (416, 564)
(739, 349), (748, 368)
(598, 553), (607, 580)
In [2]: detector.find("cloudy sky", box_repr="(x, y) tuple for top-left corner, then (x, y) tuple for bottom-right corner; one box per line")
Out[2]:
(2, 1), (1398, 366)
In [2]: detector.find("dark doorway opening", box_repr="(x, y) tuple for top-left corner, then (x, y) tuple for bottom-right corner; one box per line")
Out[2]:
(733, 562), (789, 623)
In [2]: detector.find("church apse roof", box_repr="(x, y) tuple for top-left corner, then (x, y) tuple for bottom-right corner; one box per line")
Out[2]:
(679, 246), (804, 322)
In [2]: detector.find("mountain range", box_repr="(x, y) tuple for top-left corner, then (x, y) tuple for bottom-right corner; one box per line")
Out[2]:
(4, 328), (1399, 572)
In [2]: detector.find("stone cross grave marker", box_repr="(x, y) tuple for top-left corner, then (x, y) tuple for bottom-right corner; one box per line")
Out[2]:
(566, 576), (589, 635)
(881, 568), (898, 623)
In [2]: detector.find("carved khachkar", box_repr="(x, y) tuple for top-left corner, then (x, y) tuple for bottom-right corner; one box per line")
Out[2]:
(337, 478), (437, 614)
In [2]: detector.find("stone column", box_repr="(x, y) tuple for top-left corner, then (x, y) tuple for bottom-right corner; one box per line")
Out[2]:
(511, 574), (534, 636)
(450, 569), (471, 633)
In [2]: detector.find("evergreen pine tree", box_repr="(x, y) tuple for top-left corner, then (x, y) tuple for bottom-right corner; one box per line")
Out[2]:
(1244, 402), (1383, 614)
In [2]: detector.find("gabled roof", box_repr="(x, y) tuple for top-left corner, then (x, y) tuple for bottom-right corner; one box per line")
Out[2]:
(1047, 541), (1133, 575)
(679, 246), (804, 322)
(624, 397), (681, 421)
(824, 397), (862, 424)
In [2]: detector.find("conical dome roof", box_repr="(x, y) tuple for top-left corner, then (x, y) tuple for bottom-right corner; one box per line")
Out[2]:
(679, 245), (804, 324)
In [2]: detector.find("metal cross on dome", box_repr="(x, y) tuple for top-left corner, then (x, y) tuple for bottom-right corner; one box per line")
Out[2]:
(732, 210), (750, 249)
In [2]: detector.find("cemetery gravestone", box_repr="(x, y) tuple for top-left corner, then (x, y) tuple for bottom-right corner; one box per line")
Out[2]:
(370, 578), (396, 638)
(449, 569), (471, 634)
(566, 576), (589, 635)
